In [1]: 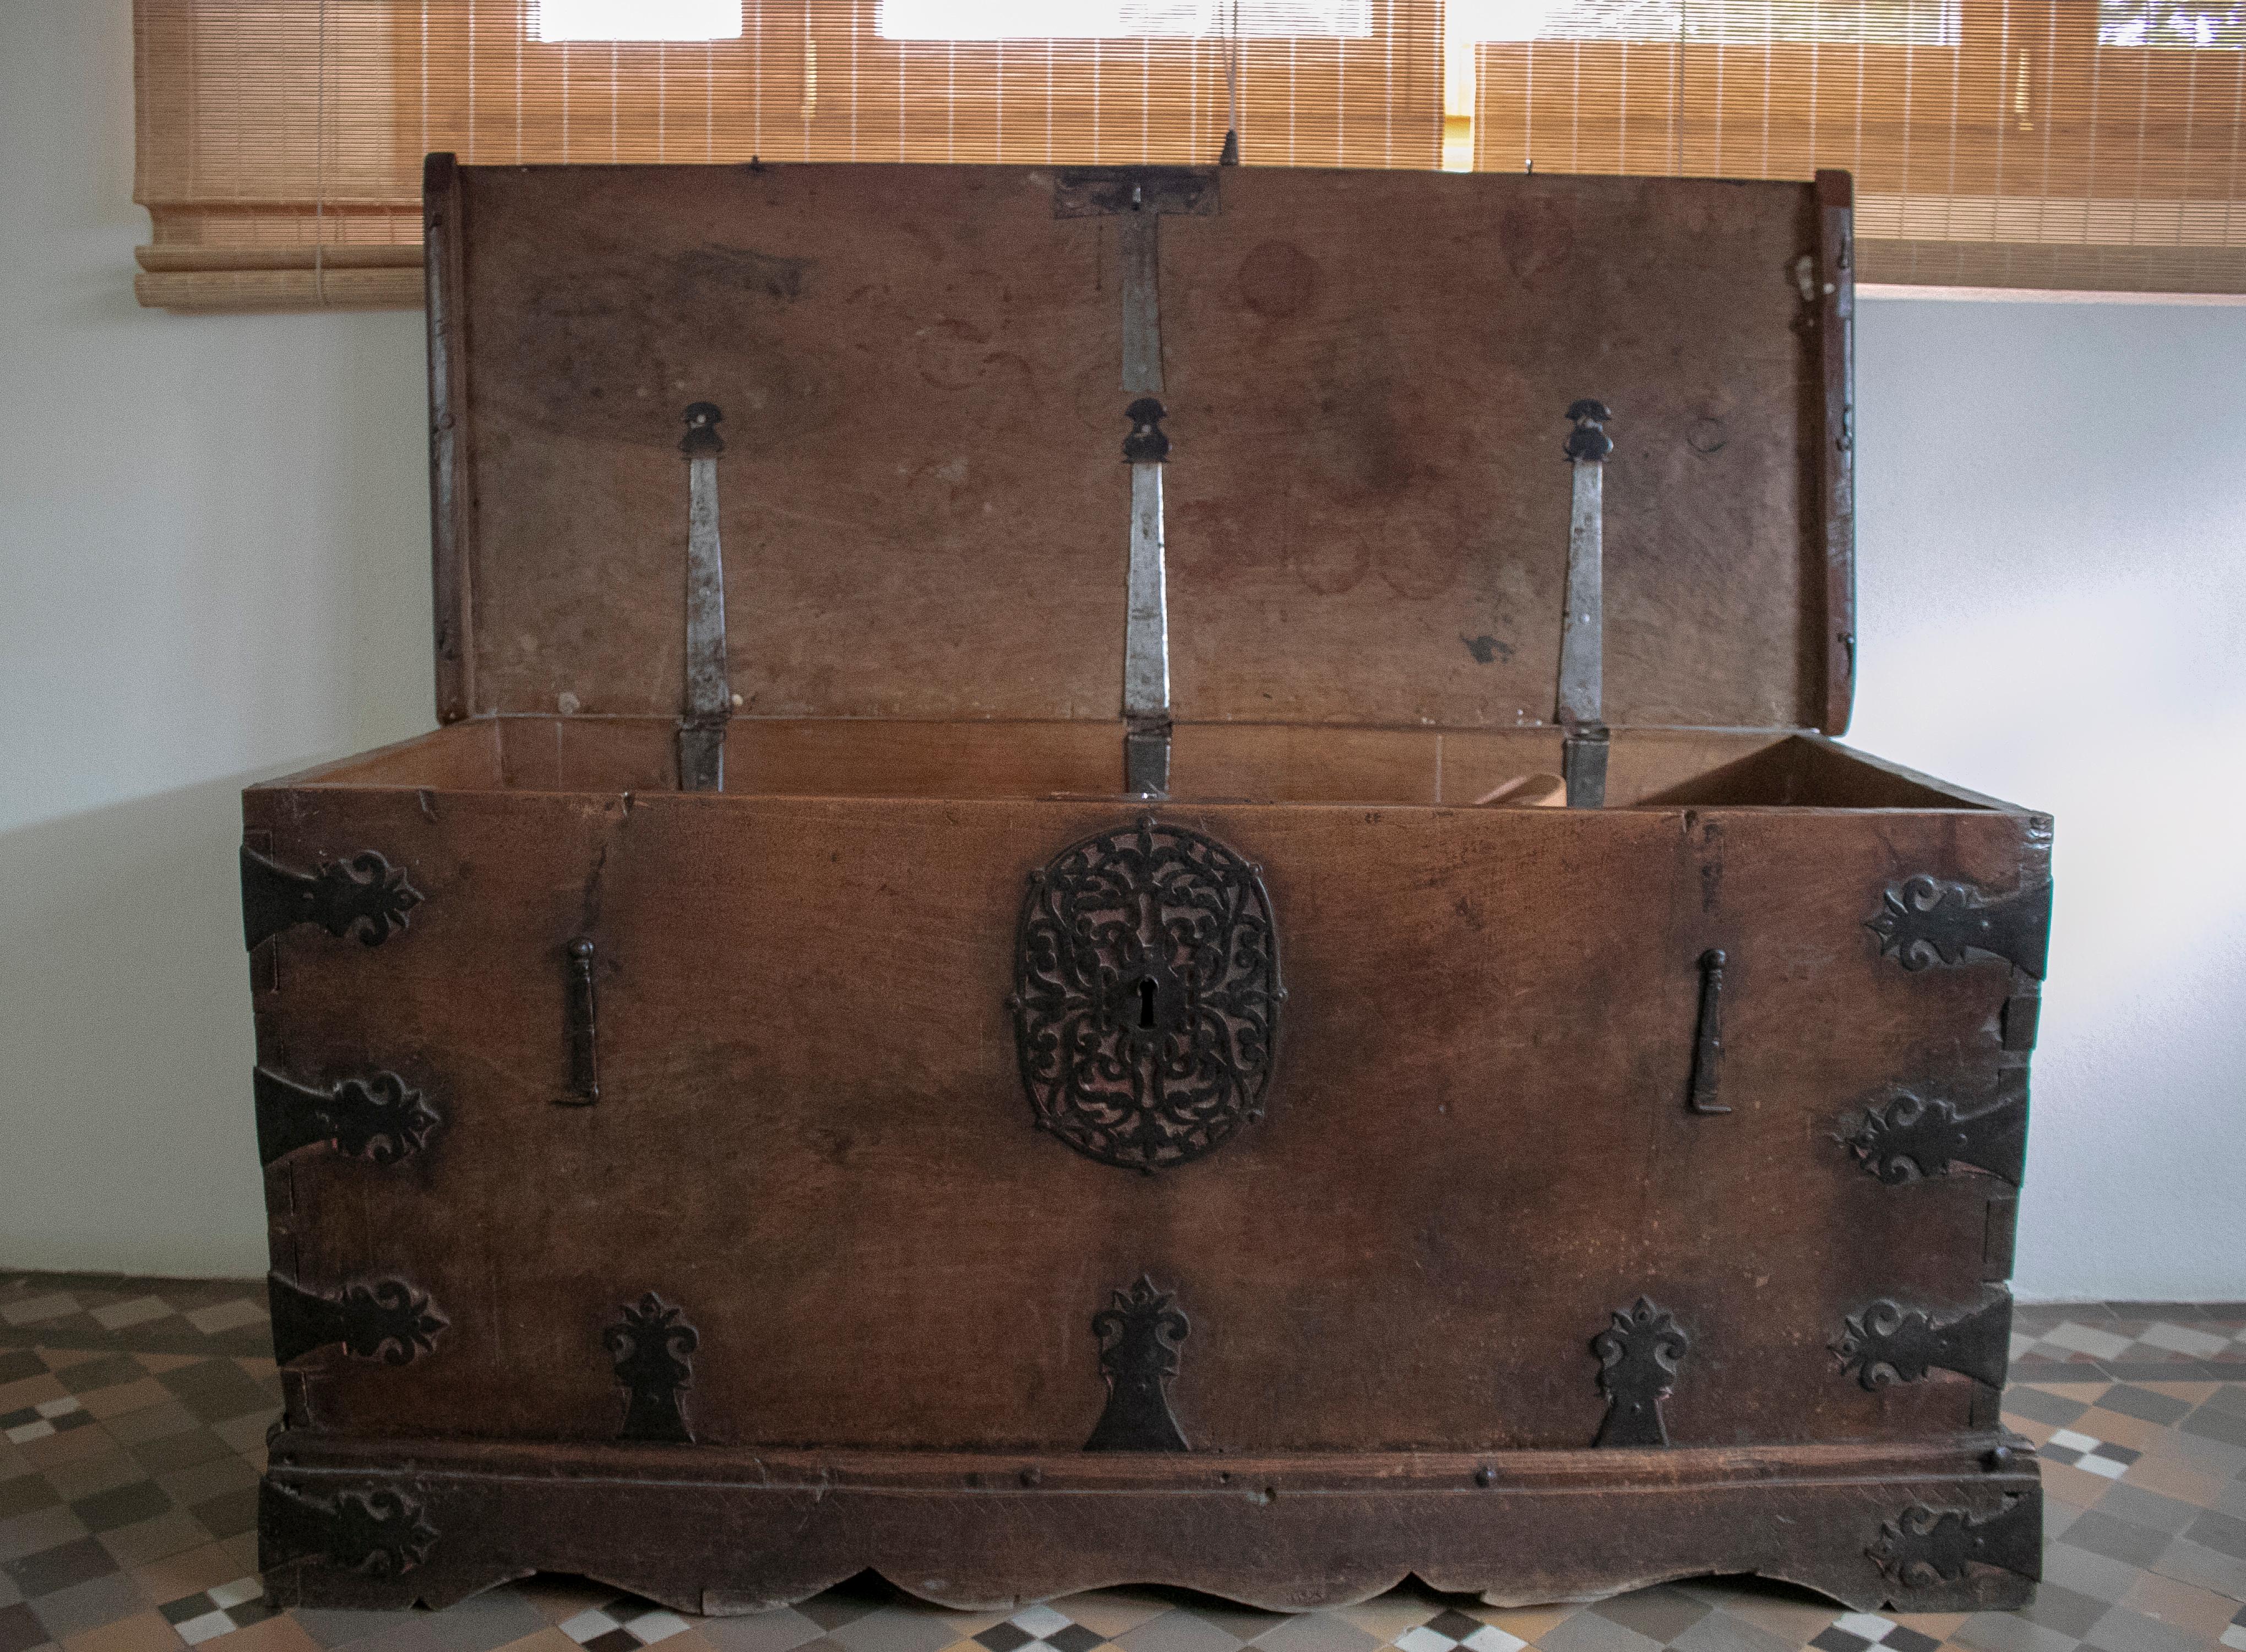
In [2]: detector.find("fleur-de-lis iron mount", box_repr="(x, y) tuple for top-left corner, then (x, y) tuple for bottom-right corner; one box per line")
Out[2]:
(1086, 1274), (1191, 1452)
(254, 1067), (441, 1168)
(1870, 1497), (2040, 1592)
(1866, 875), (2051, 978)
(262, 1481), (439, 1577)
(1843, 1084), (2027, 1186)
(605, 1293), (700, 1444)
(1591, 1297), (1689, 1448)
(269, 1273), (448, 1369)
(242, 845), (422, 950)
(1835, 1292), (2012, 1390)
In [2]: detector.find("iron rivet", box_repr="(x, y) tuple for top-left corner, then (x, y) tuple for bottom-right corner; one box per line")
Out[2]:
(1475, 1465), (1496, 1487)
(1140, 814), (1157, 830)
(1984, 1445), (2016, 1472)
(1019, 1465), (1041, 1487)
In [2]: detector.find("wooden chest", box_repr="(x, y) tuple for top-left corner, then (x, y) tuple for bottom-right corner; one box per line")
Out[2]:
(244, 157), (2049, 1617)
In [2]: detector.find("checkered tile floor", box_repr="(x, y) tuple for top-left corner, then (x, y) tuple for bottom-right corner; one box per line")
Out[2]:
(3, 1277), (2243, 1652)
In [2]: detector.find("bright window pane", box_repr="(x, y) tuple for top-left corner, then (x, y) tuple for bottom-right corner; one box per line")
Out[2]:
(1461, 0), (1955, 45)
(534, 0), (743, 42)
(2098, 4), (2246, 47)
(875, 0), (1372, 40)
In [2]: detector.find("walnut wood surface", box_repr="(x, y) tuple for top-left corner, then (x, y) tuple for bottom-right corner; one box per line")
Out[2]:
(262, 1433), (2037, 1615)
(432, 162), (1849, 733)
(246, 768), (2036, 1457)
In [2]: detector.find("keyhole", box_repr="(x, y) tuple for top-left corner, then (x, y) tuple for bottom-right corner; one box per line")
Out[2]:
(1138, 977), (1158, 1029)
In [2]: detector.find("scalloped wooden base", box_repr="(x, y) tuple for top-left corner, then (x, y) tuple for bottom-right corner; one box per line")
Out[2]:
(260, 1433), (2040, 1617)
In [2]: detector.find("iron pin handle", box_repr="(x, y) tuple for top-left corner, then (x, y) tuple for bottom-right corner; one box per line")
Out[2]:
(1687, 948), (1730, 1115)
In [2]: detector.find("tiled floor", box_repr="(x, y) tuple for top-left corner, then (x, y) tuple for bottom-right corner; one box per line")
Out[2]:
(6, 1275), (2244, 1652)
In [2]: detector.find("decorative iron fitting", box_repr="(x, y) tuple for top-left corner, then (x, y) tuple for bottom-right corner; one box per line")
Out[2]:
(1870, 1497), (2040, 1591)
(1591, 1297), (1688, 1448)
(253, 1067), (439, 1168)
(1835, 1291), (2012, 1390)
(1686, 948), (1730, 1115)
(1122, 397), (1171, 463)
(1086, 1274), (1191, 1452)
(1012, 818), (1281, 1172)
(242, 845), (421, 951)
(1052, 167), (1221, 218)
(262, 1481), (438, 1577)
(268, 1273), (448, 1369)
(606, 1293), (699, 1444)
(1843, 1082), (2027, 1187)
(1866, 874), (2053, 979)
(1563, 398), (1616, 463)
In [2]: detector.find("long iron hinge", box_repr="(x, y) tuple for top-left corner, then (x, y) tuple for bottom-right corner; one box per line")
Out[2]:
(678, 401), (731, 792)
(1557, 399), (1613, 808)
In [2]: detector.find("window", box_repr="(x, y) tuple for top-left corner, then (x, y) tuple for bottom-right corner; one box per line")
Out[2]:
(878, 0), (1373, 38)
(1462, 0), (1955, 45)
(534, 0), (743, 41)
(2097, 3), (2246, 47)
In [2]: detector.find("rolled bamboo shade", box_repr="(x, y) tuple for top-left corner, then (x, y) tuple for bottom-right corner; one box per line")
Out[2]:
(1470, 1), (2246, 293)
(131, 0), (1443, 310)
(134, 1), (2246, 307)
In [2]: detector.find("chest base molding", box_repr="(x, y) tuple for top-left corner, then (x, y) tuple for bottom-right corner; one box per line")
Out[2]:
(262, 1433), (2038, 1618)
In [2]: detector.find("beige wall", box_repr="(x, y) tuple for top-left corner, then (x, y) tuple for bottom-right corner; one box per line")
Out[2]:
(4, 0), (2243, 1296)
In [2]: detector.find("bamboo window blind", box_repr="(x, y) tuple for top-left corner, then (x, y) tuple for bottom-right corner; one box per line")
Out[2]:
(134, 0), (2246, 308)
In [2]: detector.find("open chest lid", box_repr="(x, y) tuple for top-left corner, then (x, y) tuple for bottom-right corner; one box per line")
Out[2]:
(424, 157), (1853, 738)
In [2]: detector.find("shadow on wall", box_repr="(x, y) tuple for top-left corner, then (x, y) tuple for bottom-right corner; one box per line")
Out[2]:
(0, 768), (289, 1276)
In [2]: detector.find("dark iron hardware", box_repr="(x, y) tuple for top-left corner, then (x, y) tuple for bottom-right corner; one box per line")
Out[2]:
(1866, 875), (2052, 979)
(1835, 1291), (2011, 1390)
(1870, 1497), (2039, 1590)
(242, 845), (421, 950)
(1557, 400), (1613, 809)
(1687, 948), (1730, 1115)
(1053, 167), (1221, 218)
(605, 1292), (699, 1444)
(1844, 1083), (2027, 1186)
(1563, 399), (1615, 462)
(1086, 1274), (1191, 1452)
(678, 401), (731, 794)
(562, 938), (600, 1105)
(1122, 398), (1171, 463)
(262, 1481), (438, 1577)
(269, 1272), (448, 1369)
(1591, 1297), (1688, 1448)
(253, 1067), (439, 1168)
(1013, 819), (1281, 1172)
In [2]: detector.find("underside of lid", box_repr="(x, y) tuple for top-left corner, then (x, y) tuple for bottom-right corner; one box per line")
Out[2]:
(426, 160), (1853, 735)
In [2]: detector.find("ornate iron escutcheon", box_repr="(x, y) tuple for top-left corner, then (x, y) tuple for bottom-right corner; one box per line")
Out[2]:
(1086, 1275), (1191, 1452)
(1011, 819), (1281, 1173)
(1835, 1291), (2012, 1390)
(1866, 875), (2052, 978)
(606, 1293), (699, 1444)
(253, 1067), (439, 1168)
(1870, 1498), (2040, 1591)
(1843, 1084), (2027, 1186)
(1591, 1298), (1689, 1447)
(242, 845), (422, 950)
(268, 1273), (448, 1369)
(262, 1481), (438, 1576)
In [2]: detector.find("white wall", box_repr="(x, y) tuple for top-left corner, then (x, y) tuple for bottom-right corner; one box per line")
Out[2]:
(3, 0), (2242, 1296)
